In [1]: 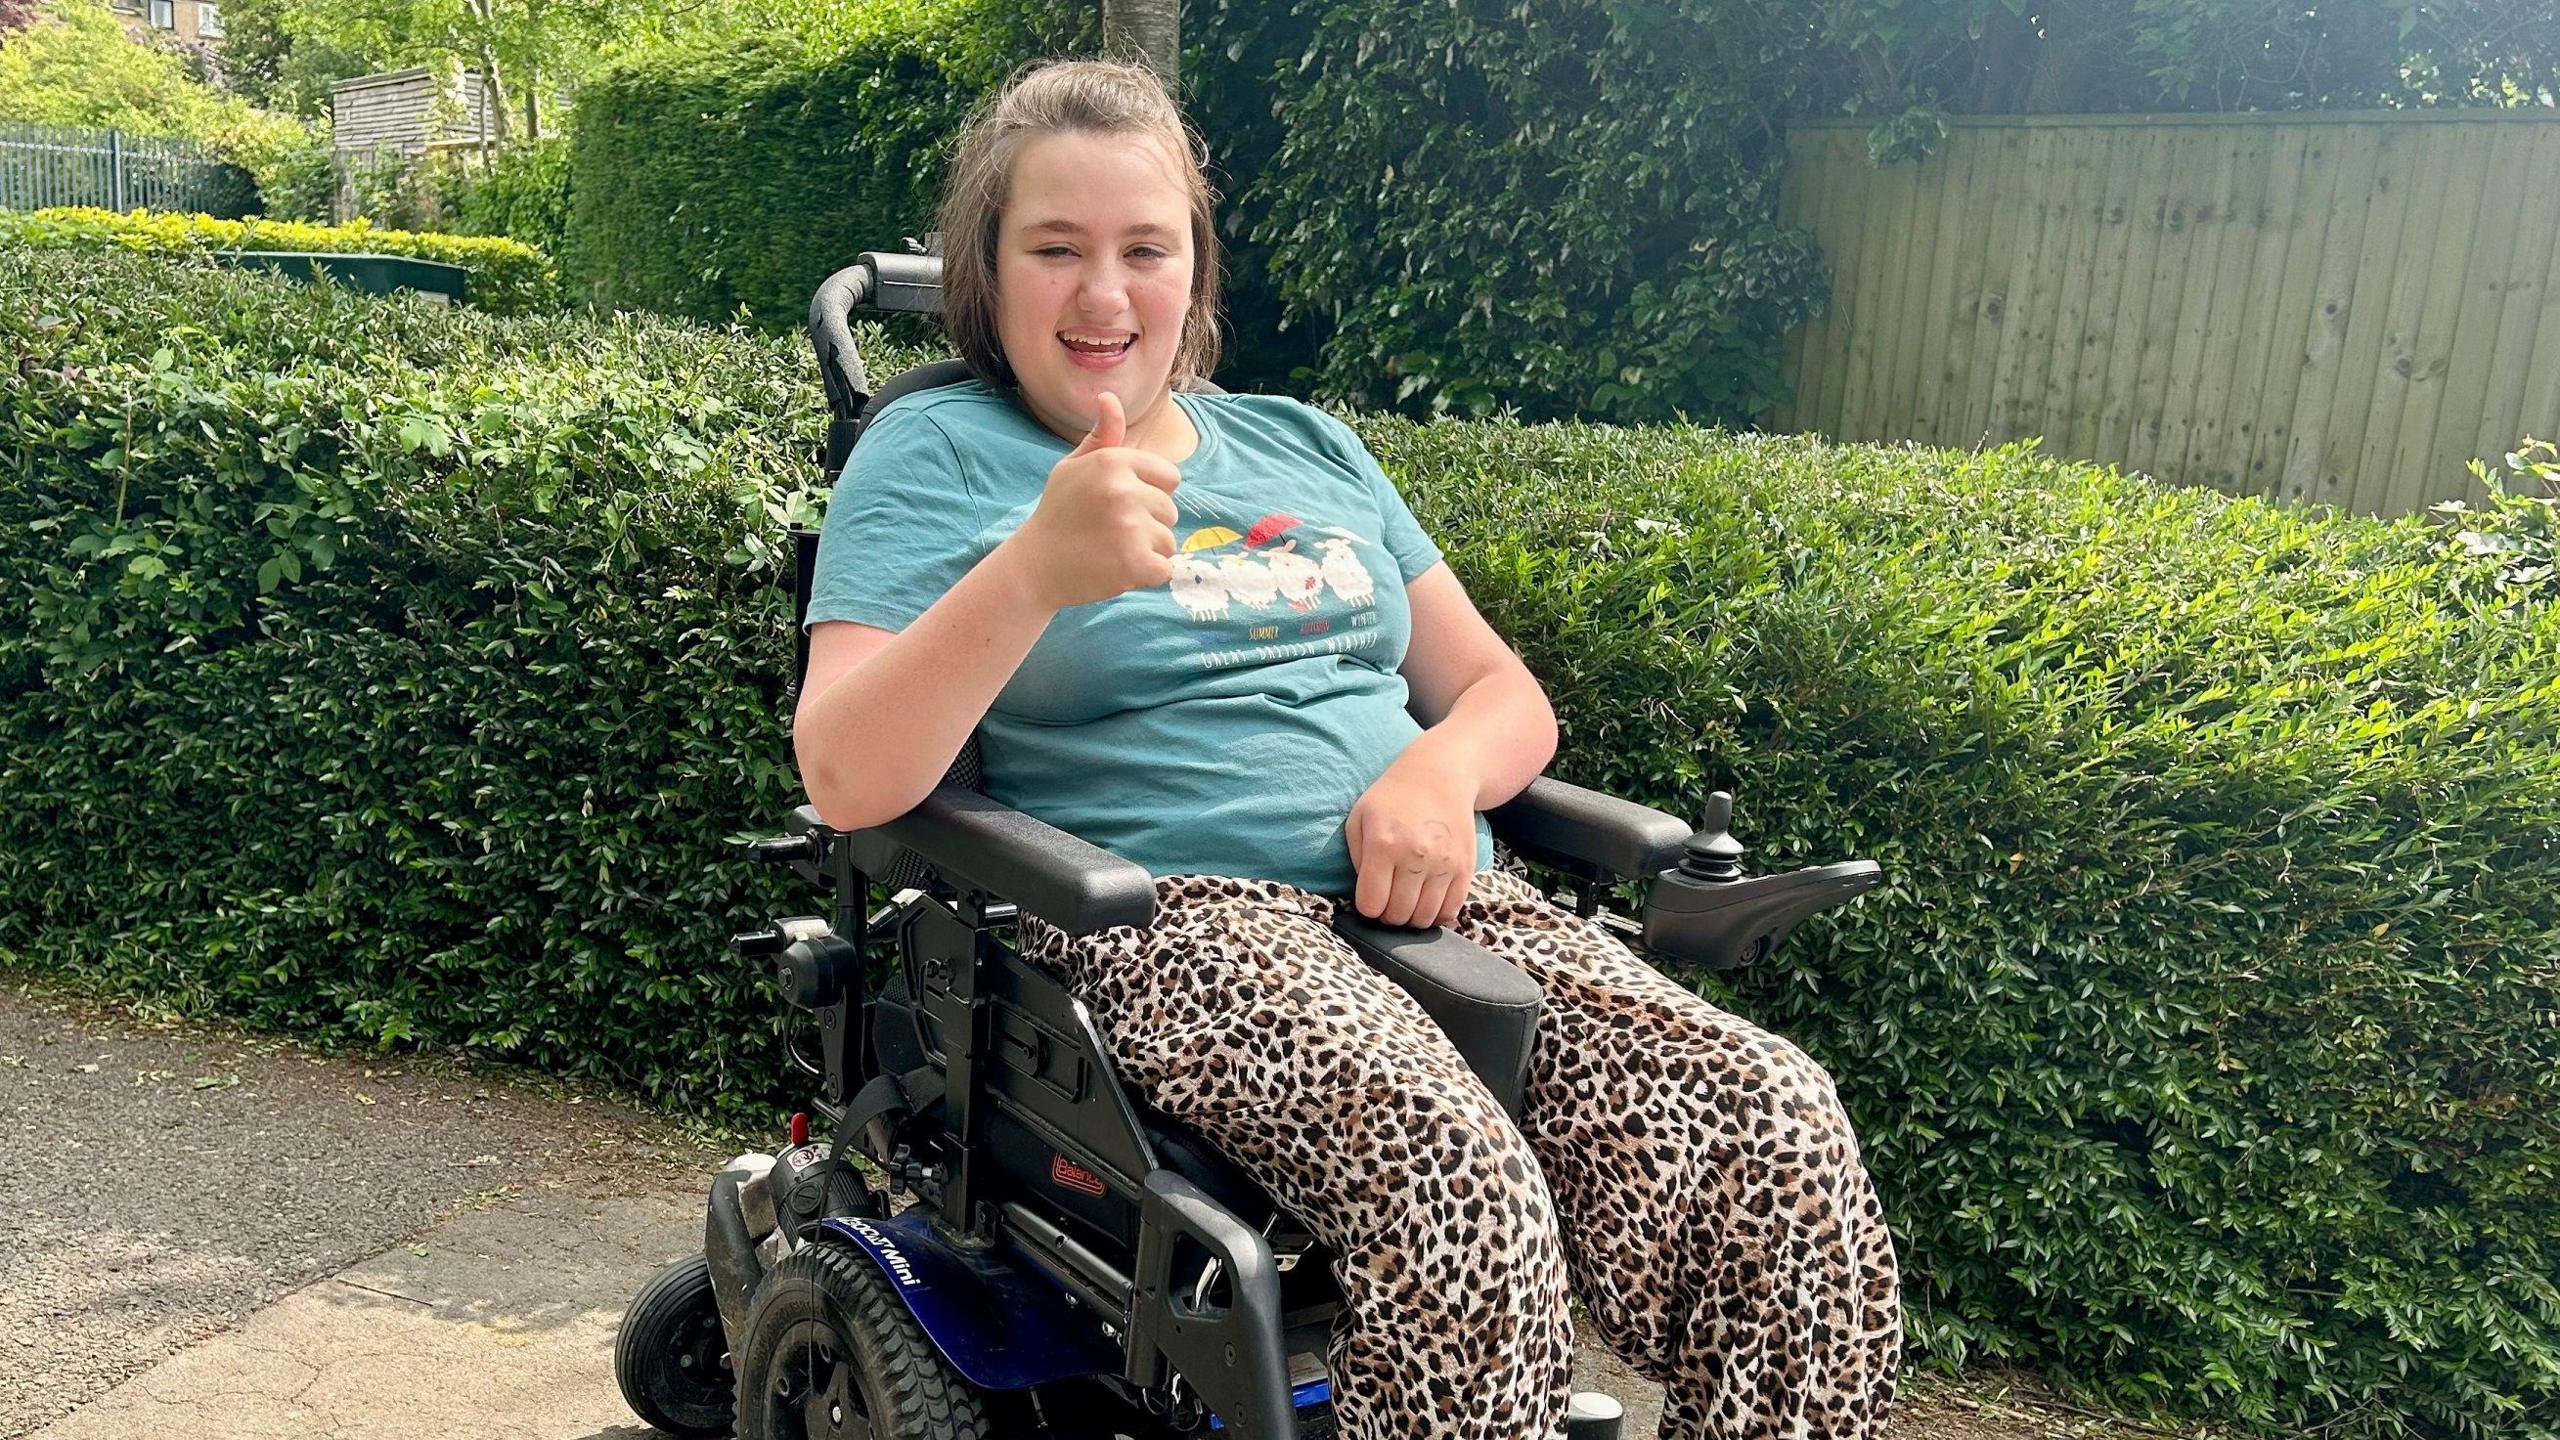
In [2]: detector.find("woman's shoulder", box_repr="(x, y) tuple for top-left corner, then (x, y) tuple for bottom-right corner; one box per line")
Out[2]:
(1184, 389), (1364, 455)
(869, 376), (1017, 431)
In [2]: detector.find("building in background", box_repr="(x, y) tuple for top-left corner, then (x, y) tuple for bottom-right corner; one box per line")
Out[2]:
(107, 0), (222, 44)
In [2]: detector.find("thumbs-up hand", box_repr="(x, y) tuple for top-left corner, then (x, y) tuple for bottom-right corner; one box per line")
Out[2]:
(1007, 390), (1184, 611)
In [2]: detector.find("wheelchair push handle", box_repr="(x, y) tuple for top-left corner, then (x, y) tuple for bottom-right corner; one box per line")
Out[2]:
(810, 243), (947, 472)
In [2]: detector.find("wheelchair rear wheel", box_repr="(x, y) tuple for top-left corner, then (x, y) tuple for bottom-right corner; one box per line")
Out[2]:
(736, 1238), (991, 1440)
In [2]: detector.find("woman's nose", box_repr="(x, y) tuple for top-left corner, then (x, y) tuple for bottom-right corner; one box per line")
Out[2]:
(1076, 261), (1130, 311)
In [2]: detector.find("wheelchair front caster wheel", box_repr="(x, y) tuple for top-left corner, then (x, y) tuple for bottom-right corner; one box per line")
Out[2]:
(615, 1253), (737, 1438)
(1566, 1389), (1625, 1439)
(736, 1239), (990, 1440)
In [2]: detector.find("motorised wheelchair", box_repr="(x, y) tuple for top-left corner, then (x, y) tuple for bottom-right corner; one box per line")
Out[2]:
(612, 246), (1883, 1440)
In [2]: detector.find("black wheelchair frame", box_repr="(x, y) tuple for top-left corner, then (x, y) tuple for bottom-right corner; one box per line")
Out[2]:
(615, 246), (1881, 1440)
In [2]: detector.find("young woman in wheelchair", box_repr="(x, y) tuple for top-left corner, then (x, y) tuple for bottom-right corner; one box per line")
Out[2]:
(791, 58), (1900, 1440)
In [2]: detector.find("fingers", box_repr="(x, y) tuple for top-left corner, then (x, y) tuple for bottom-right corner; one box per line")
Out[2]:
(1410, 869), (1456, 930)
(1369, 841), (1455, 927)
(1349, 813), (1393, 921)
(1380, 855), (1429, 928)
(1435, 872), (1470, 927)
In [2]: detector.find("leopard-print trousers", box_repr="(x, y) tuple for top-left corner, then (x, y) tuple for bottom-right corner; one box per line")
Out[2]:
(1018, 867), (1900, 1440)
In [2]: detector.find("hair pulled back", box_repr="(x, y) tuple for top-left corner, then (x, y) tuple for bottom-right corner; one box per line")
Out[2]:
(936, 58), (1224, 390)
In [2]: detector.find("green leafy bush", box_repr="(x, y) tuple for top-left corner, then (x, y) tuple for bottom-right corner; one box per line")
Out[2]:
(5, 250), (2556, 1439)
(443, 137), (573, 261)
(0, 205), (559, 313)
(563, 0), (1081, 325)
(1381, 418), (2560, 1439)
(2437, 439), (2560, 606)
(1189, 0), (1830, 424)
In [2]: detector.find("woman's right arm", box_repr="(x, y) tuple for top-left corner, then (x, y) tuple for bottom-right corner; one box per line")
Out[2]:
(792, 539), (1058, 831)
(792, 393), (1180, 830)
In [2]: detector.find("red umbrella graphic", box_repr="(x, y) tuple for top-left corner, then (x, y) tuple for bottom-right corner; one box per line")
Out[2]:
(1243, 513), (1302, 549)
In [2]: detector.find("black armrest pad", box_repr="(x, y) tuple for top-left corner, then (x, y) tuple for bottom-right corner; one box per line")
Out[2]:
(1486, 777), (1691, 881)
(837, 787), (1157, 936)
(1330, 914), (1542, 1119)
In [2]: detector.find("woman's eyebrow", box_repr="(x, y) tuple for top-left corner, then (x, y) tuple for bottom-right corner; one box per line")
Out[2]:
(1019, 218), (1178, 239)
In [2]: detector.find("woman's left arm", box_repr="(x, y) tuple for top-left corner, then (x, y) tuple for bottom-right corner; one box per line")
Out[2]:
(1345, 562), (1557, 924)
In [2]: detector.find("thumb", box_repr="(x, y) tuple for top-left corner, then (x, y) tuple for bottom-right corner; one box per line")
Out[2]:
(1069, 390), (1126, 456)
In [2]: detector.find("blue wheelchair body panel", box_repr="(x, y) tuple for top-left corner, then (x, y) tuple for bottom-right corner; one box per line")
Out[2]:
(817, 1212), (1120, 1390)
(1209, 1378), (1335, 1430)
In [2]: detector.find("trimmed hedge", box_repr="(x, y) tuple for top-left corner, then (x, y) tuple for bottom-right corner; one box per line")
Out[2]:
(563, 0), (1082, 325)
(5, 250), (2557, 1439)
(0, 206), (560, 314)
(1190, 0), (1830, 422)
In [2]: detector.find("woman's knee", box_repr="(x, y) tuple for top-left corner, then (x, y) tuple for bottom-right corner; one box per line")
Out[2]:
(1343, 1074), (1562, 1236)
(1727, 1033), (1856, 1158)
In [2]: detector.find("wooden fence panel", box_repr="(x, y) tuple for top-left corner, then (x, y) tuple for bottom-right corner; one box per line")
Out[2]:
(1778, 112), (2560, 516)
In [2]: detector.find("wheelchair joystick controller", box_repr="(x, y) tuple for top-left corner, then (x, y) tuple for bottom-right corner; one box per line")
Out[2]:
(1678, 791), (1747, 881)
(1639, 790), (1881, 970)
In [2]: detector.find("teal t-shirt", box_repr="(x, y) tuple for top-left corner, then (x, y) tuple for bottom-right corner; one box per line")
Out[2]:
(803, 379), (1496, 896)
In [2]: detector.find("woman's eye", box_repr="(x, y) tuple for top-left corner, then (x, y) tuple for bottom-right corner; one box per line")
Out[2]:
(1128, 247), (1169, 262)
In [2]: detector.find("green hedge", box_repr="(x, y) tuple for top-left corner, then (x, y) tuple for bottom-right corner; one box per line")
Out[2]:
(446, 137), (574, 262)
(1189, 0), (1831, 422)
(563, 0), (1080, 325)
(0, 207), (560, 314)
(5, 250), (2557, 1439)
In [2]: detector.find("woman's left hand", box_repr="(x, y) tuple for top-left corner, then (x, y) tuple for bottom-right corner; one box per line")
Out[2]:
(1345, 754), (1479, 928)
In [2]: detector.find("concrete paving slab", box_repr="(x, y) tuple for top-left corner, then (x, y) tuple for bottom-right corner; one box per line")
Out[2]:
(0, 981), (716, 1439)
(32, 1183), (697, 1440)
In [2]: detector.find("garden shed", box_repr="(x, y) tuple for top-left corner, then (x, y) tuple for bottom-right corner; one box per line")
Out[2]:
(329, 68), (497, 161)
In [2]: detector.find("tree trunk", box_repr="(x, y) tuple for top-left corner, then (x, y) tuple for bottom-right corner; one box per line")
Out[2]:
(460, 0), (511, 146)
(1102, 0), (1179, 87)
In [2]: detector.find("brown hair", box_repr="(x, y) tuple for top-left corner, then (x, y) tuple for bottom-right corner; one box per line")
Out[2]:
(936, 58), (1224, 390)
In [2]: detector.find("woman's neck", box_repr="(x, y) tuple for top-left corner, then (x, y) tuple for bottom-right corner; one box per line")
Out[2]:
(1127, 390), (1201, 463)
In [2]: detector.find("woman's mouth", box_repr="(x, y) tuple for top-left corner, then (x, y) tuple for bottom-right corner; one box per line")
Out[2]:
(1060, 331), (1135, 368)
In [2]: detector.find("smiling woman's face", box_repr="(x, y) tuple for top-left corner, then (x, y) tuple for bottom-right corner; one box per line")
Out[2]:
(994, 129), (1196, 446)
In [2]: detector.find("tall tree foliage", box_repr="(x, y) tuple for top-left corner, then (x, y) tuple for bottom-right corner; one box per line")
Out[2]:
(217, 0), (746, 139)
(1815, 0), (2560, 116)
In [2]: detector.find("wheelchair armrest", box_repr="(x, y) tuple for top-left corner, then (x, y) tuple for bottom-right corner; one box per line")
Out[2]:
(837, 786), (1157, 936)
(1486, 776), (1692, 882)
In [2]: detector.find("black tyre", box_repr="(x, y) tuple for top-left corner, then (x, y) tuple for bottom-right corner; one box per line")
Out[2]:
(615, 1253), (737, 1438)
(735, 1239), (990, 1440)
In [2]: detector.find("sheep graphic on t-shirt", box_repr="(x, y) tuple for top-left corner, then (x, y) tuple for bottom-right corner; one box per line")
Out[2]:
(1168, 553), (1229, 621)
(1266, 544), (1327, 612)
(1318, 537), (1376, 607)
(1217, 552), (1280, 610)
